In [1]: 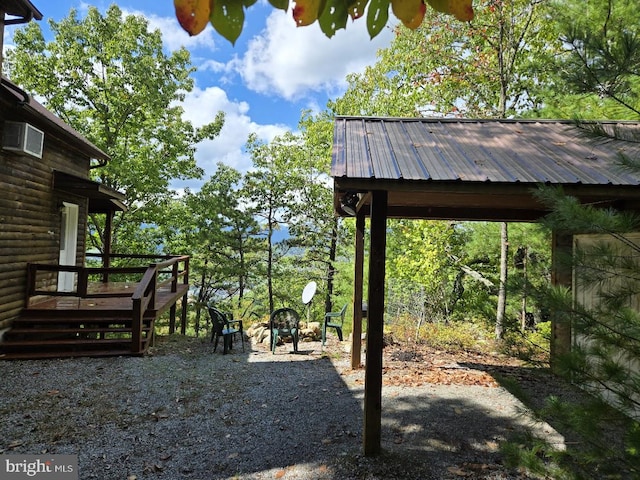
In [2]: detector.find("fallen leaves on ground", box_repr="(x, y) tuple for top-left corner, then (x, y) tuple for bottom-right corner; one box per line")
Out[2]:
(447, 462), (499, 477)
(382, 364), (499, 387)
(348, 345), (523, 387)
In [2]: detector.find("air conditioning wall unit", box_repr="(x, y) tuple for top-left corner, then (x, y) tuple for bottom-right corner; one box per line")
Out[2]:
(2, 121), (45, 158)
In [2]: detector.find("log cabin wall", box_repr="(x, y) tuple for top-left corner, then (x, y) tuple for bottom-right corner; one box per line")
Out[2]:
(0, 105), (90, 329)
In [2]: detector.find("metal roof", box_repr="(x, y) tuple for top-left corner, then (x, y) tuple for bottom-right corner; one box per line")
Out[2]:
(1, 76), (110, 163)
(0, 0), (43, 22)
(54, 171), (127, 213)
(331, 117), (640, 222)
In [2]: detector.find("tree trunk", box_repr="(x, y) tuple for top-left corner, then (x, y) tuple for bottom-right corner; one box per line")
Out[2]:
(497, 2), (507, 118)
(194, 256), (209, 338)
(237, 235), (245, 310)
(325, 218), (338, 313)
(520, 246), (528, 331)
(267, 205), (275, 314)
(496, 222), (508, 339)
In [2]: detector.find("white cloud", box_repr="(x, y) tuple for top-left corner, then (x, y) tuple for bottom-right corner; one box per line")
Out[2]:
(122, 8), (218, 53)
(231, 9), (396, 101)
(179, 85), (290, 181)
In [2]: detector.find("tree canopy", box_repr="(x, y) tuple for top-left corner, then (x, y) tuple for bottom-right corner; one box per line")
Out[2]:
(174, 0), (474, 44)
(6, 5), (225, 254)
(331, 0), (559, 118)
(550, 0), (640, 119)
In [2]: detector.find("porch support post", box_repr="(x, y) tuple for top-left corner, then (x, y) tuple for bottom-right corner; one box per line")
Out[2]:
(0, 11), (5, 79)
(363, 190), (387, 456)
(169, 304), (177, 334)
(181, 256), (189, 335)
(102, 211), (114, 283)
(351, 210), (365, 369)
(550, 230), (573, 371)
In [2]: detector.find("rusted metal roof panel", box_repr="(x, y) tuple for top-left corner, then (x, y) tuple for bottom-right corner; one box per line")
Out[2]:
(1, 76), (110, 162)
(0, 0), (43, 21)
(403, 121), (455, 180)
(368, 120), (401, 179)
(344, 118), (373, 178)
(331, 117), (640, 186)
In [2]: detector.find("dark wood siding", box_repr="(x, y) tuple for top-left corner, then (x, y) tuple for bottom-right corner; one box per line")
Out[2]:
(0, 110), (91, 328)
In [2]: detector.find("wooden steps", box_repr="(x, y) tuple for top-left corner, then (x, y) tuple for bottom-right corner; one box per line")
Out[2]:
(0, 312), (153, 360)
(0, 349), (143, 360)
(8, 327), (140, 335)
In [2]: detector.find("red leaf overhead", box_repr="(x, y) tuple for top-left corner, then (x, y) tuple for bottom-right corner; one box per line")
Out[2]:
(174, 0), (211, 36)
(174, 0), (475, 42)
(292, 0), (323, 27)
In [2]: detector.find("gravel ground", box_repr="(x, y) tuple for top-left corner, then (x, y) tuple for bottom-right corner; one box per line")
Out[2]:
(0, 335), (566, 480)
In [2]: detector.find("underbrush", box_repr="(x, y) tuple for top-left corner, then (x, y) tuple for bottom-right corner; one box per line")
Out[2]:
(384, 314), (551, 365)
(385, 316), (496, 353)
(499, 321), (551, 365)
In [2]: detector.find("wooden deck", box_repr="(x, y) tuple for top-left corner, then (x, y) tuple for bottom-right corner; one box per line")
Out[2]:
(27, 282), (188, 315)
(0, 255), (190, 360)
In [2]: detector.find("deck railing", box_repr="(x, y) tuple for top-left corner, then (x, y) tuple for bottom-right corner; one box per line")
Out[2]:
(26, 254), (190, 354)
(131, 256), (190, 352)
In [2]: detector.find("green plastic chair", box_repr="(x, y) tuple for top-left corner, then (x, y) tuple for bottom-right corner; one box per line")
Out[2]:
(323, 304), (347, 346)
(208, 307), (244, 354)
(270, 308), (300, 354)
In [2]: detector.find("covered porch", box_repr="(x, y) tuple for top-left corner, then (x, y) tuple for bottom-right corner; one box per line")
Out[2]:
(331, 117), (640, 455)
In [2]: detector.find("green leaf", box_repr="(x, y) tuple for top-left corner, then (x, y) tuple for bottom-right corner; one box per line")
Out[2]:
(347, 0), (368, 20)
(268, 0), (289, 10)
(366, 0), (389, 39)
(211, 0), (245, 45)
(293, 0), (325, 26)
(243, 0), (259, 6)
(318, 0), (349, 38)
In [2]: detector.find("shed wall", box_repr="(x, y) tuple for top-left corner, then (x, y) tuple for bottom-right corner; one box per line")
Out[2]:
(573, 233), (640, 418)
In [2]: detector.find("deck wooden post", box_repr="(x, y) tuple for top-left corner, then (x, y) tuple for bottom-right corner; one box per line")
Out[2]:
(169, 304), (177, 334)
(169, 262), (178, 334)
(180, 293), (188, 335)
(102, 211), (113, 283)
(351, 210), (365, 369)
(363, 190), (387, 456)
(180, 257), (189, 335)
(132, 299), (143, 353)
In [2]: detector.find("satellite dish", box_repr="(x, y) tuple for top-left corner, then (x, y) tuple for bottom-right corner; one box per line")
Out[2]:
(302, 281), (317, 305)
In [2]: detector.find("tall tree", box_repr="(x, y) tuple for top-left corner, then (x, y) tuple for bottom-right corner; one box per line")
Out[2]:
(503, 1), (640, 475)
(6, 5), (224, 254)
(296, 111), (343, 314)
(331, 0), (560, 335)
(553, 0), (640, 119)
(331, 0), (560, 118)
(495, 222), (508, 338)
(163, 164), (261, 332)
(385, 220), (466, 334)
(242, 121), (337, 317)
(243, 133), (307, 313)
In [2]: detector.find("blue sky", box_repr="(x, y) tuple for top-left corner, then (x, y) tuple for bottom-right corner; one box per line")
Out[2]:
(3, 1), (396, 191)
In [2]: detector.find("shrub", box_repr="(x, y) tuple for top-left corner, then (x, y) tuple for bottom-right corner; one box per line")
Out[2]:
(385, 315), (494, 352)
